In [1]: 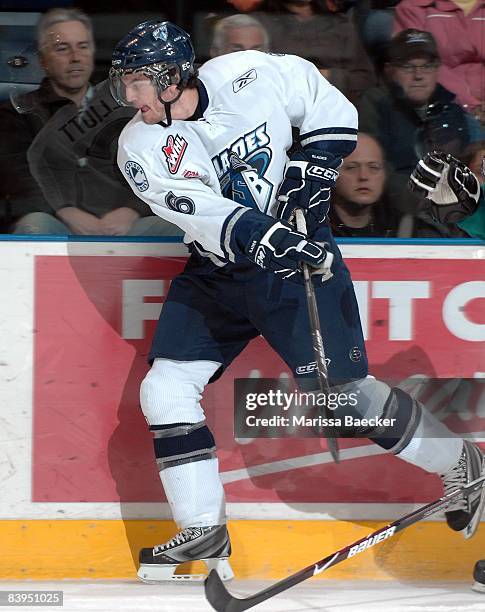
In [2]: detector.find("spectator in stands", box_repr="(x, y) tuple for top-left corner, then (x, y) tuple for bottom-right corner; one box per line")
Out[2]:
(394, 0), (485, 123)
(210, 14), (270, 57)
(330, 131), (463, 237)
(0, 8), (181, 236)
(255, 0), (376, 103)
(330, 132), (401, 236)
(358, 29), (480, 215)
(353, 0), (399, 73)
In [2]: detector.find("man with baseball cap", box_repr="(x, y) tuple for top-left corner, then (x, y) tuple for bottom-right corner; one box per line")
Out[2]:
(387, 29), (440, 106)
(358, 28), (481, 223)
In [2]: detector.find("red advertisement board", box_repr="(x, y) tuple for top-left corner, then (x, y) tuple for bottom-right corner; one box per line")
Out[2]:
(33, 255), (485, 505)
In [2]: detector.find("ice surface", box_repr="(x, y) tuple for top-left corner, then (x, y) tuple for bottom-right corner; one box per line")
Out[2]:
(0, 580), (484, 612)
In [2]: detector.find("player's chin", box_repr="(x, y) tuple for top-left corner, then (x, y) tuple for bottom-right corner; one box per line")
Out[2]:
(140, 109), (163, 125)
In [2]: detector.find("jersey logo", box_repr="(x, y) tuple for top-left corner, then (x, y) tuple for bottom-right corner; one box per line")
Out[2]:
(124, 160), (149, 192)
(232, 69), (257, 93)
(212, 123), (274, 213)
(183, 169), (200, 179)
(162, 134), (188, 174)
(165, 191), (195, 215)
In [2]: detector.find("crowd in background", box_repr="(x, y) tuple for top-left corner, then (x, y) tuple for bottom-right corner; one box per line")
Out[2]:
(0, 0), (483, 238)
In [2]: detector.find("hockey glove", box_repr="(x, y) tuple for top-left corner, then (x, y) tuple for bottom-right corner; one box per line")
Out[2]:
(246, 219), (334, 283)
(409, 151), (480, 224)
(276, 149), (340, 235)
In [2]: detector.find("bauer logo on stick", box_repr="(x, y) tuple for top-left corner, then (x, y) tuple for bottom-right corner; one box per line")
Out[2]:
(347, 526), (396, 558)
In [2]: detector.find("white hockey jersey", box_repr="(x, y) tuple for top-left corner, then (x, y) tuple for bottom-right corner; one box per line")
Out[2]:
(117, 51), (357, 264)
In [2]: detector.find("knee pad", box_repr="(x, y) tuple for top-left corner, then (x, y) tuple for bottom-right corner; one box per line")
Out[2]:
(151, 421), (217, 471)
(332, 376), (391, 422)
(331, 379), (420, 451)
(370, 387), (420, 452)
(140, 358), (220, 426)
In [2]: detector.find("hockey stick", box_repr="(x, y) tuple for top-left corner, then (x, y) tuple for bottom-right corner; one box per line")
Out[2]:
(205, 474), (485, 612)
(294, 208), (339, 464)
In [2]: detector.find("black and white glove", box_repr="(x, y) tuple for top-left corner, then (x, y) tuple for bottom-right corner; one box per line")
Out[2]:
(408, 151), (480, 224)
(246, 220), (334, 283)
(276, 149), (340, 235)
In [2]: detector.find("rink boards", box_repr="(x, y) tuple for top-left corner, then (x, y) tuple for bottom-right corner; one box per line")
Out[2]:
(0, 238), (484, 580)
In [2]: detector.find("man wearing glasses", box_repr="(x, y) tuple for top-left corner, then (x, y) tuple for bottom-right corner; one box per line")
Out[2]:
(358, 29), (482, 220)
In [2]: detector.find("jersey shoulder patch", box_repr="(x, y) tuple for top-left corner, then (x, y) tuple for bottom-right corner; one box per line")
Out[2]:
(161, 133), (188, 174)
(124, 160), (149, 192)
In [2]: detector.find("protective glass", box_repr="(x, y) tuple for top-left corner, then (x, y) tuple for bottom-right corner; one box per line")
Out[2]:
(415, 102), (467, 159)
(109, 63), (180, 107)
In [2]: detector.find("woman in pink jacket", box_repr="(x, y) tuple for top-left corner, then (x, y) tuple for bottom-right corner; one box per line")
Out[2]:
(394, 0), (485, 122)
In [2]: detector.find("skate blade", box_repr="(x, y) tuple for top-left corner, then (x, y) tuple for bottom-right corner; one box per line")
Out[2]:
(464, 456), (485, 539)
(472, 581), (485, 593)
(137, 558), (234, 583)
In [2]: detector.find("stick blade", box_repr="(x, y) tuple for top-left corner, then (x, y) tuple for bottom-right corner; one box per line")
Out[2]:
(205, 569), (247, 612)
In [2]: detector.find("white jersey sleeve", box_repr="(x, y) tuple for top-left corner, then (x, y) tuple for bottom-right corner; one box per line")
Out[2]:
(198, 51), (358, 158)
(118, 115), (249, 261)
(265, 53), (358, 155)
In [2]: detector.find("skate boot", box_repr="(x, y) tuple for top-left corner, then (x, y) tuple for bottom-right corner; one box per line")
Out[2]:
(137, 524), (234, 582)
(472, 559), (485, 593)
(440, 441), (485, 539)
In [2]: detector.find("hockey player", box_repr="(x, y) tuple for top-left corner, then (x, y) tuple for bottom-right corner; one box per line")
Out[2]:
(109, 21), (484, 582)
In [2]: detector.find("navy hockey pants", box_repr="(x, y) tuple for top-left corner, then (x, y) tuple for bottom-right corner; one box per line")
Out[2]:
(149, 241), (368, 386)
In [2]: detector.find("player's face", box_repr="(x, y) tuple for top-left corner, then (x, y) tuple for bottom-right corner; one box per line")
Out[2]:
(122, 73), (178, 124)
(390, 56), (439, 105)
(221, 26), (266, 53)
(39, 21), (94, 95)
(336, 134), (386, 206)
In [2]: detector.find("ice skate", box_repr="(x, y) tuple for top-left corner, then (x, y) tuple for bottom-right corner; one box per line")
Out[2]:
(472, 560), (485, 593)
(441, 441), (485, 539)
(137, 524), (233, 582)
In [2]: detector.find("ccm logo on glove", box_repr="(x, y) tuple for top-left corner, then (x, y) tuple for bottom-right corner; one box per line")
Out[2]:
(307, 166), (339, 181)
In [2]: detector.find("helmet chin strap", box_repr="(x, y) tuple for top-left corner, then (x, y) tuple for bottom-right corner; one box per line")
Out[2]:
(160, 101), (172, 128)
(158, 85), (185, 128)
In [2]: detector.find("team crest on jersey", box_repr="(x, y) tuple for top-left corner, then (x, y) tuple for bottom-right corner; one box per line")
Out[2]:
(212, 123), (274, 213)
(232, 69), (257, 93)
(124, 160), (149, 192)
(162, 134), (188, 174)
